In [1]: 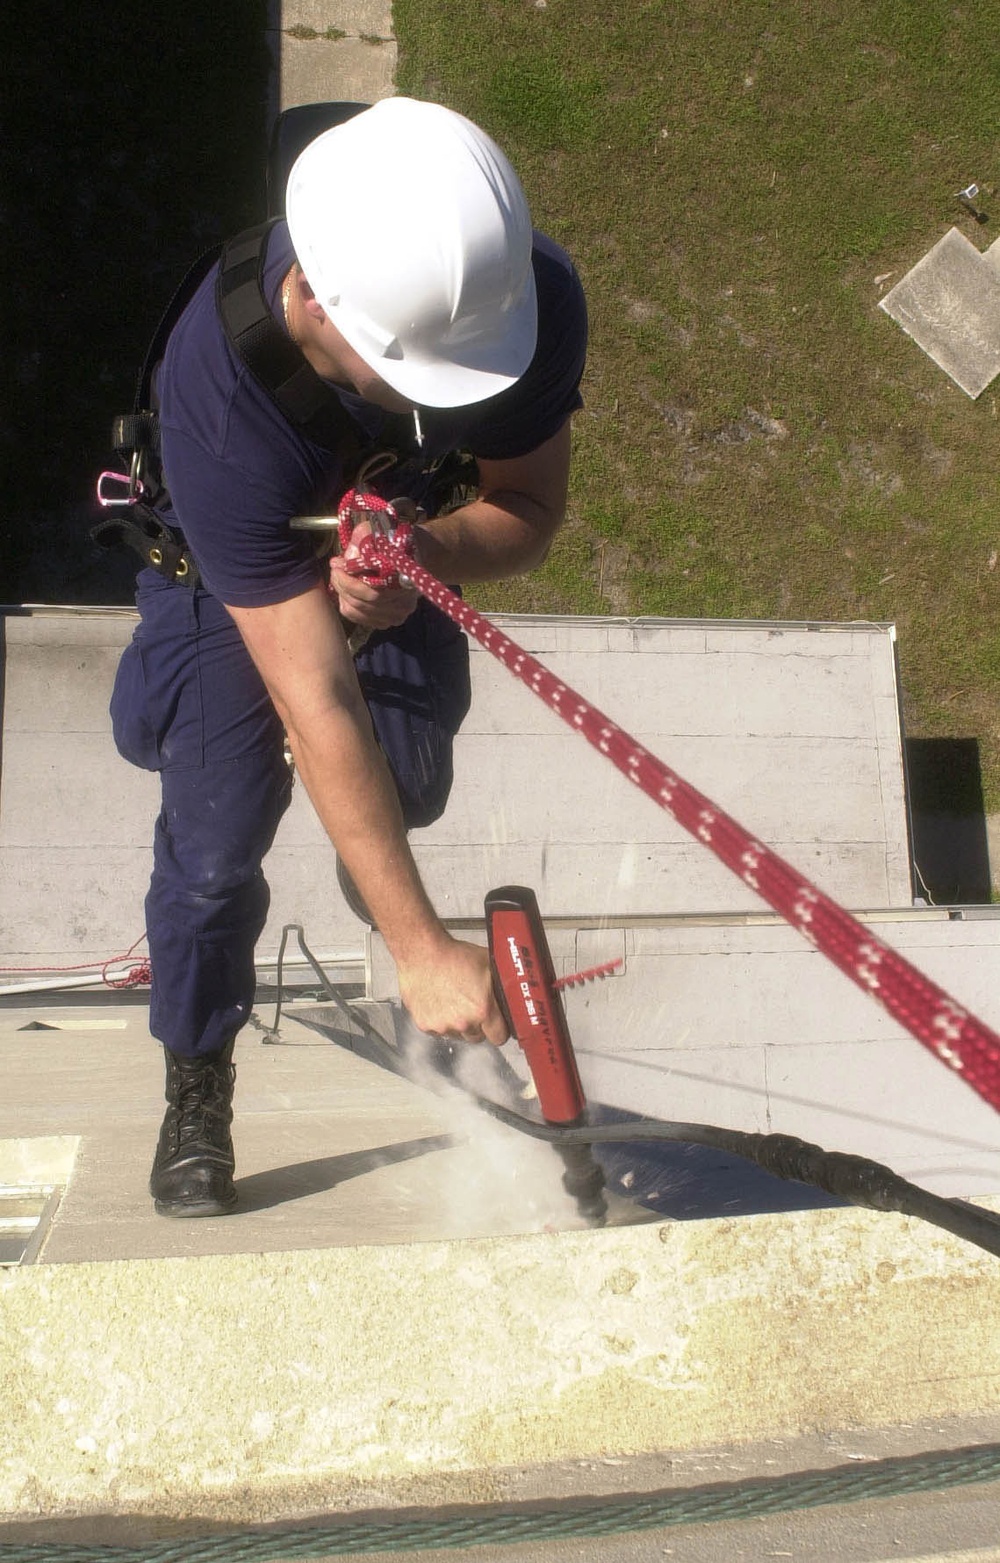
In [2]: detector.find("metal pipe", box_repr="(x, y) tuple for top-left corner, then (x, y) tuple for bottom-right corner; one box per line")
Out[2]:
(0, 948), (365, 1000)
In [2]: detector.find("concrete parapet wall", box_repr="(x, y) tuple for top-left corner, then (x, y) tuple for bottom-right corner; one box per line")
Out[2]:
(3, 1204), (998, 1525)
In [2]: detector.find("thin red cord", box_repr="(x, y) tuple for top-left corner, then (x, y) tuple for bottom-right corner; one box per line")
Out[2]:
(1, 936), (150, 989)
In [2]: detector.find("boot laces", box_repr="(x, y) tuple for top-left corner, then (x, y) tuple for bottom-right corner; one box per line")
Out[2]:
(171, 1056), (234, 1146)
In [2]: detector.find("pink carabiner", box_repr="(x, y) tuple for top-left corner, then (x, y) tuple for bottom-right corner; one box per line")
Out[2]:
(96, 471), (139, 508)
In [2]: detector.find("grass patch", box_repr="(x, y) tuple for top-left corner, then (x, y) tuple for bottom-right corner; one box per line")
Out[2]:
(396, 0), (1000, 805)
(287, 25), (348, 41)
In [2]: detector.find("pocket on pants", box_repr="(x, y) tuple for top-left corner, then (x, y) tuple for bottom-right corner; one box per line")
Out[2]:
(110, 641), (161, 772)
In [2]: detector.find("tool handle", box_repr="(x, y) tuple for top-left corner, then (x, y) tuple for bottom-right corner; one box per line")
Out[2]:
(485, 885), (587, 1126)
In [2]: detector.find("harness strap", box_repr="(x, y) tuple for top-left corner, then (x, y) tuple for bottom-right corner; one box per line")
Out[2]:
(90, 503), (200, 588)
(218, 220), (358, 459)
(97, 220), (421, 586)
(216, 220), (415, 458)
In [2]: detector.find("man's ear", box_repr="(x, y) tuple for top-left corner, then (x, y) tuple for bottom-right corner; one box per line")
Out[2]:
(295, 269), (326, 319)
(302, 294), (328, 322)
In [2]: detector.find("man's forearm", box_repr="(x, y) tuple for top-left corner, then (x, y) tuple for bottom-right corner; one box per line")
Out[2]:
(416, 494), (555, 584)
(227, 585), (505, 1041)
(229, 585), (444, 963)
(413, 419), (572, 585)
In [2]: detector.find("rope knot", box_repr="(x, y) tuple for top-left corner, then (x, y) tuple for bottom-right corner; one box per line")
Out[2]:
(336, 488), (415, 589)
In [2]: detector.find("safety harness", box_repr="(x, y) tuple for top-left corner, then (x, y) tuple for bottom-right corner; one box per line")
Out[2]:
(92, 219), (435, 587)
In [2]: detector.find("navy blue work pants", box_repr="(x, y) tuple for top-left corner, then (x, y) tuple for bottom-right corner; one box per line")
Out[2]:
(111, 570), (470, 1058)
(111, 574), (291, 1057)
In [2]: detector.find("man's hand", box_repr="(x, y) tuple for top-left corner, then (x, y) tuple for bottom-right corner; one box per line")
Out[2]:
(328, 517), (421, 630)
(397, 936), (509, 1046)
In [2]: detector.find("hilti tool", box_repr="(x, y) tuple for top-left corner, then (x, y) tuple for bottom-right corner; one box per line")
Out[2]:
(486, 885), (608, 1227)
(265, 905), (1000, 1257)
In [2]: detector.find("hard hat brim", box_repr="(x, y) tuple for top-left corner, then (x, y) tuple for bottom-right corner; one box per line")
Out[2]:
(329, 275), (539, 410)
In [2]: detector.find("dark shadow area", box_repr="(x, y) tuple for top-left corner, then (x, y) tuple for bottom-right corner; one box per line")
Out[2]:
(905, 737), (992, 904)
(588, 1105), (844, 1220)
(1, 1), (272, 605)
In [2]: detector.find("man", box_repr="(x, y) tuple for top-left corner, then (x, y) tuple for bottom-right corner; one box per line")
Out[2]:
(110, 96), (588, 1217)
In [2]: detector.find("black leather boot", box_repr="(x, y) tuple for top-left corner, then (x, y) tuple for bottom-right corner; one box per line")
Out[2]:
(149, 1039), (238, 1217)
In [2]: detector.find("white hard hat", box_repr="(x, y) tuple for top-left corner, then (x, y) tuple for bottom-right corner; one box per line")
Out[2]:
(285, 97), (538, 408)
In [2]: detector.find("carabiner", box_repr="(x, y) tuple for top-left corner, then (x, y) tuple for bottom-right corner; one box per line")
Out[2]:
(96, 471), (139, 508)
(96, 450), (147, 508)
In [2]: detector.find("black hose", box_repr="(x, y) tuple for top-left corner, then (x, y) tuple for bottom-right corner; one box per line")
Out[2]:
(474, 1099), (1000, 1259)
(269, 939), (1000, 1262)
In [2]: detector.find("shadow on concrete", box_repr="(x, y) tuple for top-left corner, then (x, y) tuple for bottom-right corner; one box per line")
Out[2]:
(233, 1134), (459, 1214)
(905, 737), (992, 904)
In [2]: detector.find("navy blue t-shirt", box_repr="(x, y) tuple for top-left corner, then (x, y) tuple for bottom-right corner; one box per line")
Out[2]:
(156, 221), (587, 607)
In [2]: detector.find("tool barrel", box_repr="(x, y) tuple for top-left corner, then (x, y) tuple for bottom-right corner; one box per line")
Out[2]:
(555, 1130), (607, 1227)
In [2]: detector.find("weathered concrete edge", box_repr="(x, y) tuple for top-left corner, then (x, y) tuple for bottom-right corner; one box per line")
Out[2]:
(278, 0), (396, 112)
(3, 1201), (998, 1524)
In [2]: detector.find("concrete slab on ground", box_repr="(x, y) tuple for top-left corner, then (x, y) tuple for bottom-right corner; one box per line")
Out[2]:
(879, 226), (1000, 398)
(987, 813), (1000, 897)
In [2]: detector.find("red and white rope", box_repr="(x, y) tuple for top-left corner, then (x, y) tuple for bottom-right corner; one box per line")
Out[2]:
(336, 490), (414, 588)
(343, 518), (1000, 1115)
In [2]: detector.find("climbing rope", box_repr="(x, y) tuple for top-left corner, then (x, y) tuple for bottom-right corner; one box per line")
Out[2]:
(2, 1440), (999, 1561)
(336, 488), (415, 589)
(337, 500), (1000, 1116)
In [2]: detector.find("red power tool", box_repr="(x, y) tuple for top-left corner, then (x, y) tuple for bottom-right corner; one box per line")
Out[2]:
(486, 886), (608, 1227)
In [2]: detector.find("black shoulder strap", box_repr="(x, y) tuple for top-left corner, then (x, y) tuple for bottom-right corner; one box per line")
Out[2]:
(115, 218), (414, 464)
(216, 219), (413, 462)
(98, 219), (422, 585)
